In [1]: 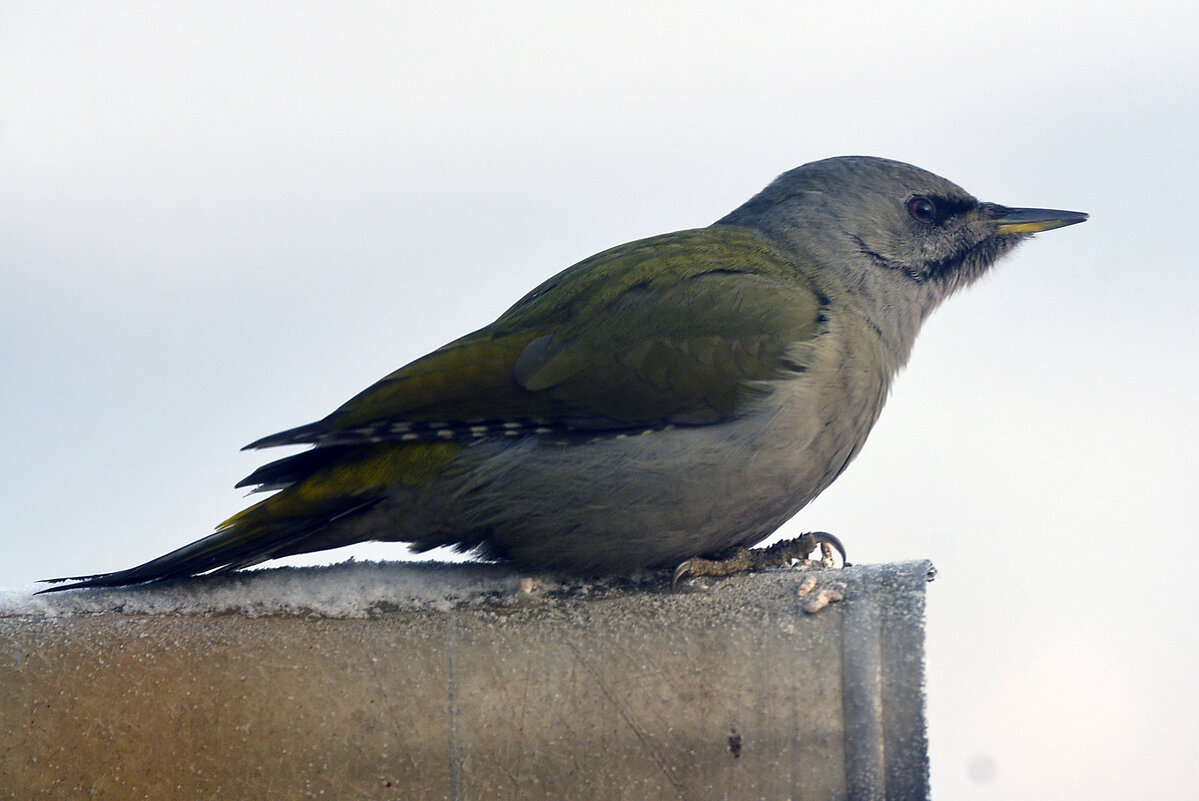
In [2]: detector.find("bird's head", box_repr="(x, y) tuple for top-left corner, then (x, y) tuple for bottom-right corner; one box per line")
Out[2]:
(719, 155), (1087, 318)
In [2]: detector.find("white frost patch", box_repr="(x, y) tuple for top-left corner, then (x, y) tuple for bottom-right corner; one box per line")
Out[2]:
(0, 560), (540, 619)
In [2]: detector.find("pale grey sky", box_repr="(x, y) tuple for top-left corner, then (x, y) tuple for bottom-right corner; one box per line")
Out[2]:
(3, 2), (1197, 798)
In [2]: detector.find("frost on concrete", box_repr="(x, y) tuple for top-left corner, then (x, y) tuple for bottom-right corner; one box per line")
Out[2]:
(0, 560), (552, 619)
(2, 558), (934, 624)
(2, 561), (932, 799)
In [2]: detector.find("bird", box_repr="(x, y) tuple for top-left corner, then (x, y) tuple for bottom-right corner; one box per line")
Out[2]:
(40, 156), (1086, 592)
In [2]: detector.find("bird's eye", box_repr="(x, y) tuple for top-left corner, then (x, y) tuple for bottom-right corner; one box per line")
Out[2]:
(907, 196), (937, 224)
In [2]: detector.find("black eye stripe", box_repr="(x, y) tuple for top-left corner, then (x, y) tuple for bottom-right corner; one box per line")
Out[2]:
(907, 194), (977, 224)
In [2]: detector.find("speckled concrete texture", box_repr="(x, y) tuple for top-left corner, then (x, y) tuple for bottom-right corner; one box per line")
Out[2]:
(0, 561), (931, 800)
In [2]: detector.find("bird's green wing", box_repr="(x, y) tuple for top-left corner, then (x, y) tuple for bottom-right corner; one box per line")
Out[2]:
(247, 226), (826, 449)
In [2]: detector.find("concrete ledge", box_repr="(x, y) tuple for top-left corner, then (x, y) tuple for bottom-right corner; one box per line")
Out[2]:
(0, 561), (932, 800)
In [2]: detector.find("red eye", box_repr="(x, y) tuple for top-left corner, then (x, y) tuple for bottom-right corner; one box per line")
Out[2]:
(908, 196), (937, 223)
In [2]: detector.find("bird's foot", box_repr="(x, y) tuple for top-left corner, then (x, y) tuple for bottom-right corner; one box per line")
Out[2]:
(672, 531), (848, 588)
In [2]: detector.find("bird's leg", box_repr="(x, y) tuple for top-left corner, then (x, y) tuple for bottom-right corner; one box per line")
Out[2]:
(672, 531), (847, 588)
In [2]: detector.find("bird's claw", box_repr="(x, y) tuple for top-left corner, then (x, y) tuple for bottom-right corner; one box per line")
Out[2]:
(671, 560), (695, 588)
(671, 531), (848, 589)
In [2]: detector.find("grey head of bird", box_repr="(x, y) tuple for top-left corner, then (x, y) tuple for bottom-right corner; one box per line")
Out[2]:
(720, 156), (1086, 341)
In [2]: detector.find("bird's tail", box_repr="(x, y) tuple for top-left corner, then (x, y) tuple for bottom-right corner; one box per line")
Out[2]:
(36, 492), (381, 593)
(37, 440), (463, 593)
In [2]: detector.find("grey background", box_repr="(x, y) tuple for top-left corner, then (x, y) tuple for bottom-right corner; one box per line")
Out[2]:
(2, 2), (1196, 798)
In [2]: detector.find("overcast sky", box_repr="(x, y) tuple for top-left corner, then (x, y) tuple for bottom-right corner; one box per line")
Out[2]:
(3, 2), (1197, 798)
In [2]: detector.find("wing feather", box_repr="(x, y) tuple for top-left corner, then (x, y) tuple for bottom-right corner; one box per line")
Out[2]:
(246, 226), (826, 451)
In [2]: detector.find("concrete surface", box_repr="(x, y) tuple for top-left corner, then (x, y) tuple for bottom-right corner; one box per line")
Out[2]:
(0, 560), (932, 800)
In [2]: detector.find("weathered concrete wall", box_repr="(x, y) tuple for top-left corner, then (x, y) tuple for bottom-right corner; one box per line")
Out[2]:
(0, 561), (932, 800)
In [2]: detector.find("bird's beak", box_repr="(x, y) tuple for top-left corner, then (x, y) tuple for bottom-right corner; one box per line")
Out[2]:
(994, 207), (1089, 235)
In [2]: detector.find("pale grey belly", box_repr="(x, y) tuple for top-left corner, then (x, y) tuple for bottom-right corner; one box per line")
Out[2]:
(422, 372), (887, 573)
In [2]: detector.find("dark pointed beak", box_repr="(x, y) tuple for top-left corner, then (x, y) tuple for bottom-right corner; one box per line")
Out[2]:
(993, 207), (1089, 235)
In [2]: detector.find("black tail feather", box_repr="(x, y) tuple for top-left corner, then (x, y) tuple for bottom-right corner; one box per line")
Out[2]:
(37, 496), (382, 593)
